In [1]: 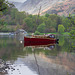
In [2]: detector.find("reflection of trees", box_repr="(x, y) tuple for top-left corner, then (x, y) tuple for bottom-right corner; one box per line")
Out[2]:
(23, 46), (59, 56)
(0, 35), (75, 61)
(68, 38), (75, 52)
(0, 37), (25, 60)
(22, 34), (75, 57)
(62, 37), (71, 52)
(59, 35), (65, 46)
(23, 48), (75, 75)
(58, 35), (75, 53)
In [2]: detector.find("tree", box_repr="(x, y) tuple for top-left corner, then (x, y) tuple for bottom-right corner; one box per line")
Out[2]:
(34, 31), (40, 35)
(23, 17), (34, 32)
(58, 24), (65, 33)
(37, 23), (46, 33)
(69, 30), (75, 39)
(0, 11), (3, 17)
(10, 8), (18, 19)
(45, 13), (49, 17)
(44, 17), (57, 32)
(0, 0), (15, 12)
(49, 14), (62, 32)
(62, 17), (71, 31)
(0, 0), (8, 11)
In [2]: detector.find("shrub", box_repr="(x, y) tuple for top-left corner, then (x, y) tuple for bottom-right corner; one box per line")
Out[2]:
(58, 24), (65, 33)
(37, 23), (45, 33)
(69, 30), (75, 39)
(34, 31), (41, 35)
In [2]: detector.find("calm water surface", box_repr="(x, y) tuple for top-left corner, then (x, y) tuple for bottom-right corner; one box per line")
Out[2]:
(0, 35), (75, 75)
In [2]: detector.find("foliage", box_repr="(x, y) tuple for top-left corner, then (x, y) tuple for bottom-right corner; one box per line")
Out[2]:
(69, 30), (75, 39)
(59, 35), (65, 46)
(37, 23), (46, 33)
(23, 17), (35, 32)
(1, 35), (75, 61)
(68, 15), (75, 37)
(45, 13), (49, 17)
(0, 11), (3, 17)
(0, 0), (8, 11)
(48, 14), (62, 32)
(62, 17), (71, 31)
(0, 2), (75, 34)
(34, 31), (41, 35)
(58, 24), (65, 33)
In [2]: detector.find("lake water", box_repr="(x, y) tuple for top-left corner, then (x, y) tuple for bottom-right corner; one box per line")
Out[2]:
(0, 35), (75, 75)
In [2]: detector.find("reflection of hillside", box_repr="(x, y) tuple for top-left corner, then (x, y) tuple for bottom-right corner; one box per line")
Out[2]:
(0, 52), (75, 75)
(20, 52), (75, 75)
(39, 52), (75, 72)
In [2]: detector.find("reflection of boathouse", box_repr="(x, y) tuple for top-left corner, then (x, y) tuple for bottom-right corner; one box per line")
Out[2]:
(15, 29), (27, 41)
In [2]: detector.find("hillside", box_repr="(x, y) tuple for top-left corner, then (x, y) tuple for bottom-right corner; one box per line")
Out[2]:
(19, 0), (75, 16)
(12, 2), (23, 10)
(45, 0), (75, 16)
(9, 1), (23, 10)
(19, 0), (59, 15)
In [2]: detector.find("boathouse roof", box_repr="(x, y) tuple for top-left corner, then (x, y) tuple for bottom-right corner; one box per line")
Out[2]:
(15, 29), (27, 34)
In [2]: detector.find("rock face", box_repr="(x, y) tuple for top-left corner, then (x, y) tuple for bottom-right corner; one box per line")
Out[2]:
(19, 0), (59, 14)
(12, 2), (23, 10)
(9, 1), (23, 10)
(18, 0), (75, 16)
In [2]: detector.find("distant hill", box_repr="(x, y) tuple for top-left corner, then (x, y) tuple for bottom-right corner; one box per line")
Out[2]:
(14, 0), (75, 16)
(19, 0), (60, 15)
(9, 1), (23, 10)
(45, 0), (75, 16)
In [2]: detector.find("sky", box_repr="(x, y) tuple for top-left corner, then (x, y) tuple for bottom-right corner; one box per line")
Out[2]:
(7, 0), (27, 3)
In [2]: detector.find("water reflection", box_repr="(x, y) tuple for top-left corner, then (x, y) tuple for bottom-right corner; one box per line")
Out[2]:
(24, 41), (56, 51)
(0, 35), (75, 75)
(7, 61), (38, 75)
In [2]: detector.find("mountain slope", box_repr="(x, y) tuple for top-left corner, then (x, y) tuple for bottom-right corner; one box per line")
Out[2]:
(9, 1), (23, 10)
(46, 0), (75, 16)
(20, 0), (61, 14)
(19, 0), (75, 16)
(12, 2), (23, 10)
